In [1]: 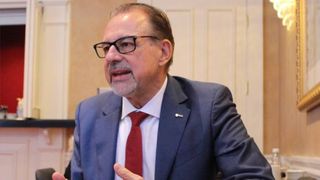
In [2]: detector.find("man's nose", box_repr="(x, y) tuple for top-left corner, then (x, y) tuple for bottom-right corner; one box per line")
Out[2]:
(105, 45), (121, 62)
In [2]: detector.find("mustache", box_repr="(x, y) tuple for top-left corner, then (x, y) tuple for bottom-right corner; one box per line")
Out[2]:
(108, 61), (131, 72)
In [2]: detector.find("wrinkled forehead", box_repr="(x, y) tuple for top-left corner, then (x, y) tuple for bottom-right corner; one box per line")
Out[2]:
(103, 9), (152, 41)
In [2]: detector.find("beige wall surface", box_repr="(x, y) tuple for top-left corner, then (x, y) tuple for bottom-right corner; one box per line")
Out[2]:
(263, 0), (281, 153)
(68, 0), (134, 118)
(264, 1), (320, 156)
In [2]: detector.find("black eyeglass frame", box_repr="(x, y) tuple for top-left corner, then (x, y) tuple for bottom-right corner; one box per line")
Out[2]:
(93, 35), (160, 58)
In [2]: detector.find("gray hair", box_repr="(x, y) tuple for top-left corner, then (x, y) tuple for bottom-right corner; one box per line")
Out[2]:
(110, 3), (175, 68)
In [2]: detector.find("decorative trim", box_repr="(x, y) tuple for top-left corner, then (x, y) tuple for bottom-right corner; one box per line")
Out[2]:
(283, 156), (320, 179)
(24, 0), (40, 118)
(296, 0), (320, 110)
(0, 0), (26, 9)
(297, 84), (320, 110)
(38, 0), (69, 6)
(0, 128), (68, 179)
(0, 8), (25, 25)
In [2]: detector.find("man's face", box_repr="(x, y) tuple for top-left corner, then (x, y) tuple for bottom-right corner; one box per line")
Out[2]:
(102, 9), (167, 100)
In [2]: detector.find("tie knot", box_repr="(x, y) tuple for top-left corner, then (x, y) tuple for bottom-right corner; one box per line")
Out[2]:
(128, 111), (149, 126)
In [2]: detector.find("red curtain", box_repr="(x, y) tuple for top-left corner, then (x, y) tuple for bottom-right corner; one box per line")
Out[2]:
(0, 25), (25, 113)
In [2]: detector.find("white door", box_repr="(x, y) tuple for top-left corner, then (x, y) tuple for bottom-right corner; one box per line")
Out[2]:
(139, 0), (263, 150)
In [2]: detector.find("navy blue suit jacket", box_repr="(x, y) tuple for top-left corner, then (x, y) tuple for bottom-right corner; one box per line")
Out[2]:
(71, 76), (273, 180)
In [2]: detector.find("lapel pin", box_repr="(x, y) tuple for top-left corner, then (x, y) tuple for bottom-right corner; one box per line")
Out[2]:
(175, 113), (183, 118)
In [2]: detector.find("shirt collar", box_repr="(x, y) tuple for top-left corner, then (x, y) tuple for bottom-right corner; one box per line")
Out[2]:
(121, 77), (168, 119)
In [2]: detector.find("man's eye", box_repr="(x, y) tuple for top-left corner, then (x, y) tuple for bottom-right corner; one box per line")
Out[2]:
(119, 42), (134, 48)
(103, 45), (110, 53)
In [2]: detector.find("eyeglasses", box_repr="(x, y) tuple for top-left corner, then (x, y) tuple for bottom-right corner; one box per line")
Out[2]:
(93, 35), (159, 58)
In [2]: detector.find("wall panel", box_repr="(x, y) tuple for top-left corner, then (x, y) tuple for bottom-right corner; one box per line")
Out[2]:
(167, 10), (194, 79)
(207, 9), (235, 93)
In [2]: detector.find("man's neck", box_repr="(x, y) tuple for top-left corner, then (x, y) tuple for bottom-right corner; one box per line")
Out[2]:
(126, 76), (168, 109)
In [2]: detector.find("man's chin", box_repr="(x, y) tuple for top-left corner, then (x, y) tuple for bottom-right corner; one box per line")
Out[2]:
(111, 83), (136, 97)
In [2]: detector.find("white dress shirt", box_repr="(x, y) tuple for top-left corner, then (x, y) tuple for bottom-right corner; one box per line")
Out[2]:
(114, 78), (167, 180)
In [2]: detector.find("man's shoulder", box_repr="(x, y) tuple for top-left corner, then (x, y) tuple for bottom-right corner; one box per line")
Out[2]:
(171, 76), (228, 92)
(169, 75), (233, 102)
(79, 90), (120, 108)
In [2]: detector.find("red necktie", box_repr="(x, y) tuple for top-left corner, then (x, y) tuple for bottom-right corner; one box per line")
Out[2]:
(125, 111), (149, 176)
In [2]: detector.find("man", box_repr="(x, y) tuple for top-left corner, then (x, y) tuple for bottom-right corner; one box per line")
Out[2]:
(53, 3), (273, 180)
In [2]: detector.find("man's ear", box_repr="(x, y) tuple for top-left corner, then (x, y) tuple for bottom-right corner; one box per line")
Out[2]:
(158, 39), (173, 66)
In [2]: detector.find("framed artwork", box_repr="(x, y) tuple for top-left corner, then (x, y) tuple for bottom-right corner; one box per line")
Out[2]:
(296, 0), (320, 111)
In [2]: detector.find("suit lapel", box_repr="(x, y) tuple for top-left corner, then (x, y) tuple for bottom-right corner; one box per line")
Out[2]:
(95, 93), (121, 180)
(155, 76), (190, 180)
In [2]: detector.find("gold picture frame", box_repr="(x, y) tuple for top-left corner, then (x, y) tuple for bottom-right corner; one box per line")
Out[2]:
(297, 0), (320, 111)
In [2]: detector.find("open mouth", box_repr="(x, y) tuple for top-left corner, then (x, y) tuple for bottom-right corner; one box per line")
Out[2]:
(110, 69), (132, 81)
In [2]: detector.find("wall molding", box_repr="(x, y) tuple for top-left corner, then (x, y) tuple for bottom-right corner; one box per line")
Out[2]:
(283, 156), (320, 179)
(0, 128), (69, 180)
(0, 8), (25, 25)
(0, 140), (29, 180)
(23, 0), (70, 118)
(38, 0), (69, 6)
(0, 0), (26, 9)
